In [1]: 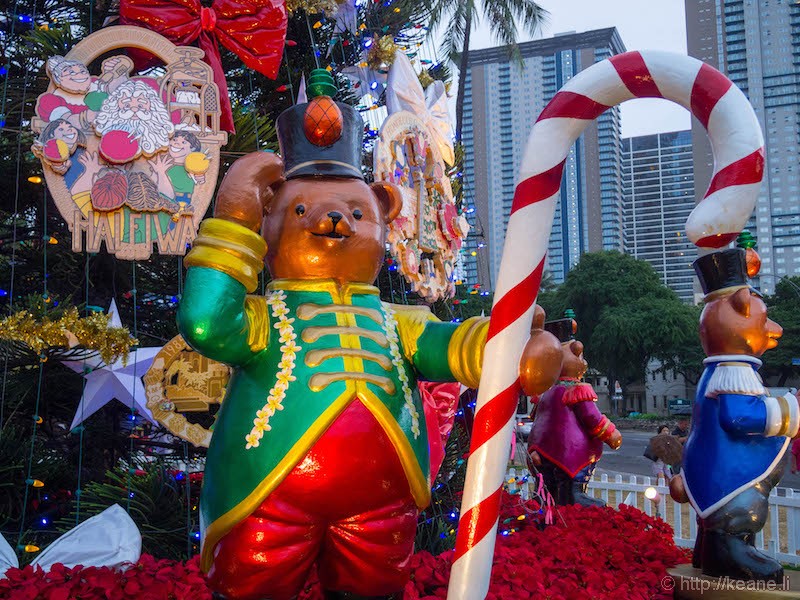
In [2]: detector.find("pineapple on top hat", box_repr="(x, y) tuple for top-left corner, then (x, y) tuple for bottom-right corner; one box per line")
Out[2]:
(545, 311), (578, 344)
(276, 69), (365, 180)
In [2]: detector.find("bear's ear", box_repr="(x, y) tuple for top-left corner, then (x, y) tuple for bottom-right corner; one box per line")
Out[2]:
(370, 181), (403, 224)
(262, 177), (285, 216)
(215, 151), (285, 230)
(532, 304), (546, 330)
(730, 287), (751, 318)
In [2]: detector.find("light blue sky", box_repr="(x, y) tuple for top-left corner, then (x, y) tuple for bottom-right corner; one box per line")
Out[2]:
(468, 0), (691, 138)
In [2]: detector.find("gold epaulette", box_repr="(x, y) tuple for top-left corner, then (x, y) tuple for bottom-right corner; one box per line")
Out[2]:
(390, 304), (438, 362)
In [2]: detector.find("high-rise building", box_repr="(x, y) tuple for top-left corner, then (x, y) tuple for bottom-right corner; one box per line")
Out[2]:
(461, 28), (626, 289)
(685, 0), (800, 294)
(622, 131), (696, 303)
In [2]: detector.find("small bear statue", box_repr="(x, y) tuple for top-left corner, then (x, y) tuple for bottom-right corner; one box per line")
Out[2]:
(177, 70), (562, 600)
(671, 247), (799, 582)
(527, 314), (622, 507)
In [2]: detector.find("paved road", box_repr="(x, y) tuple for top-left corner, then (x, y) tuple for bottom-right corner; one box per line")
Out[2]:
(595, 430), (800, 490)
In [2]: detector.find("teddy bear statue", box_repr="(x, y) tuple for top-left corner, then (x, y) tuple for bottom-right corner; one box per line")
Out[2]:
(670, 247), (799, 582)
(527, 314), (622, 507)
(176, 70), (563, 600)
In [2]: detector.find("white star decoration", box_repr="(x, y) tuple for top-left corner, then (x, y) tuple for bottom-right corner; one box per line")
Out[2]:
(63, 300), (161, 431)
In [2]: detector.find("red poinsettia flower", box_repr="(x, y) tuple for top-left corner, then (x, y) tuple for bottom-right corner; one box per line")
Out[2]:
(0, 496), (689, 599)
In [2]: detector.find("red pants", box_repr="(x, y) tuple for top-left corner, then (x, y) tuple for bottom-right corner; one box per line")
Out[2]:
(207, 400), (418, 600)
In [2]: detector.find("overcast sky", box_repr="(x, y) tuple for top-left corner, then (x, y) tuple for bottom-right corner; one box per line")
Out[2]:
(467, 0), (691, 138)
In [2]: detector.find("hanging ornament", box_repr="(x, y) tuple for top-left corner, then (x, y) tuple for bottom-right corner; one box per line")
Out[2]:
(31, 27), (227, 261)
(386, 50), (455, 165)
(144, 335), (231, 448)
(373, 52), (465, 301)
(374, 111), (467, 302)
(296, 74), (308, 103)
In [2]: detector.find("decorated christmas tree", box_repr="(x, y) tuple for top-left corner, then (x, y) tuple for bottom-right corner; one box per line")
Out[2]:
(0, 0), (465, 563)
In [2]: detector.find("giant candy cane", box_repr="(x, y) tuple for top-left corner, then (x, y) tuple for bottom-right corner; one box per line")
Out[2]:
(448, 50), (764, 598)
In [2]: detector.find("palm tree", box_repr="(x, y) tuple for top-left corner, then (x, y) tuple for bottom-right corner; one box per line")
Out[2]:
(426, 0), (548, 141)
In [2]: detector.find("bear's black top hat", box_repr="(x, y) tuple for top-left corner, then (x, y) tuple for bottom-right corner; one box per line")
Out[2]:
(693, 248), (749, 297)
(276, 69), (364, 180)
(545, 318), (575, 343)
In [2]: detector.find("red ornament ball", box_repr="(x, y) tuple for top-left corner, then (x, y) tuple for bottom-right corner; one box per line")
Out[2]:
(303, 96), (344, 147)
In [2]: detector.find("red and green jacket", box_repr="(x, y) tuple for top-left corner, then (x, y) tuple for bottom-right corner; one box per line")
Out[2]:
(178, 256), (487, 570)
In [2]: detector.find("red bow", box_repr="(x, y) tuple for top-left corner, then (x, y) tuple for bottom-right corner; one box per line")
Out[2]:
(120, 0), (287, 133)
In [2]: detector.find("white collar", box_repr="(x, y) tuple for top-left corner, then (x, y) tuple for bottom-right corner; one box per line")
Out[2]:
(703, 354), (762, 368)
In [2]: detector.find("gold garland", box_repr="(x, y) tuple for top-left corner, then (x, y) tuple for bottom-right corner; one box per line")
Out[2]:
(0, 308), (137, 365)
(285, 0), (347, 16)
(367, 35), (398, 72)
(418, 69), (435, 90)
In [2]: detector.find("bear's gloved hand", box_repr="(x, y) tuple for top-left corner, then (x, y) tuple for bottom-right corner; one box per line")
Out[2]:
(519, 306), (562, 396)
(214, 151), (284, 232)
(607, 428), (622, 450)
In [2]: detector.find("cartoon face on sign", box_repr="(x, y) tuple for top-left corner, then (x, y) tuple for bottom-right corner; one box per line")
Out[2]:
(31, 27), (227, 260)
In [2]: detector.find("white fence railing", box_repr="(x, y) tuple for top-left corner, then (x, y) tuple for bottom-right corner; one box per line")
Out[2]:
(506, 468), (800, 566)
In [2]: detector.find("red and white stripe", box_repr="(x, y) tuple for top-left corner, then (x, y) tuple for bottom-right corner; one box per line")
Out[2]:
(448, 50), (764, 599)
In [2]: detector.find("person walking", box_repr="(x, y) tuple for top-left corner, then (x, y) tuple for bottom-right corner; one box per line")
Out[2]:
(645, 425), (682, 484)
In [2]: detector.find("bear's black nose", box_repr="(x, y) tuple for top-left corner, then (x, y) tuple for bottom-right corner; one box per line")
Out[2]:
(327, 211), (343, 226)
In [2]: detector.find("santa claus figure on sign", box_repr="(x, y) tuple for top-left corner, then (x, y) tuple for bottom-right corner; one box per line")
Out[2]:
(94, 80), (175, 164)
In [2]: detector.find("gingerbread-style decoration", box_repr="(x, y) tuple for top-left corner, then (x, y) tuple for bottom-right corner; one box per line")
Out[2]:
(31, 26), (227, 260)
(527, 313), (622, 508)
(175, 69), (561, 599)
(374, 112), (468, 302)
(143, 334), (230, 448)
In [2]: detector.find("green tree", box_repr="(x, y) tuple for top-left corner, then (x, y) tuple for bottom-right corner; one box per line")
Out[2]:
(552, 251), (700, 408)
(762, 276), (800, 387)
(655, 302), (704, 385)
(425, 0), (548, 141)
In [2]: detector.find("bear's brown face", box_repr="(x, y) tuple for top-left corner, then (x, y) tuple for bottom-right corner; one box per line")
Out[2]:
(699, 287), (783, 357)
(262, 178), (402, 285)
(560, 339), (588, 380)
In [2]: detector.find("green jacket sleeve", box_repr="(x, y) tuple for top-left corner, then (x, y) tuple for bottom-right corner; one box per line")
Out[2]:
(393, 306), (489, 387)
(176, 218), (268, 367)
(177, 267), (261, 367)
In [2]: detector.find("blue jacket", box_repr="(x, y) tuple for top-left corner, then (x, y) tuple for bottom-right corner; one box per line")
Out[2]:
(683, 355), (791, 518)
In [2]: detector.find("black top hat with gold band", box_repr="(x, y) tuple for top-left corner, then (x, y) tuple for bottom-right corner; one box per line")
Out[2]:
(276, 69), (364, 180)
(545, 318), (575, 344)
(693, 248), (750, 298)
